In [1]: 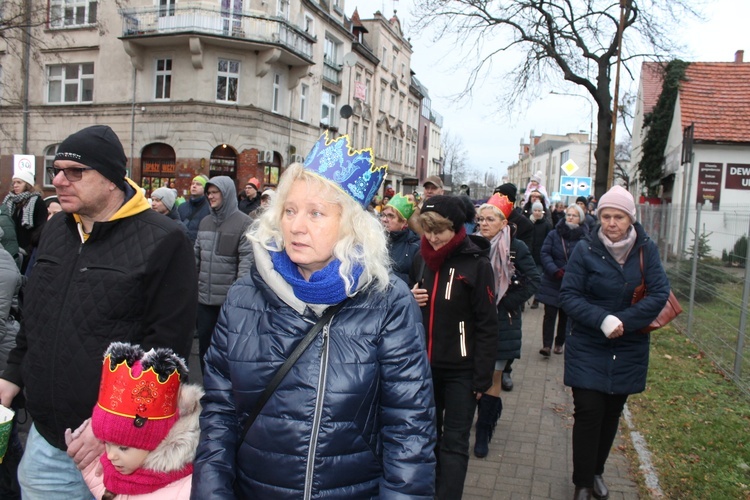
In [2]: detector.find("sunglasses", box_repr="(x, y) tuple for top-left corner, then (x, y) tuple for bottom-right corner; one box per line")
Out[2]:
(48, 166), (93, 182)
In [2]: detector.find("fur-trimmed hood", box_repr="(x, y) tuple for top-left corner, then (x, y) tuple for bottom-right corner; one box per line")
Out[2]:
(142, 384), (203, 473)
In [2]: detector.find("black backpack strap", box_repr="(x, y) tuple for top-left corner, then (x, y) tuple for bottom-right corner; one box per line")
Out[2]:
(237, 300), (347, 448)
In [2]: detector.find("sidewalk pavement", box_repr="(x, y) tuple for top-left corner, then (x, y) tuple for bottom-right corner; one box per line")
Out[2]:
(463, 305), (642, 500)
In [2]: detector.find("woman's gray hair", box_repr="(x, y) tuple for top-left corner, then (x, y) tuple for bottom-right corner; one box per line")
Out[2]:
(567, 203), (586, 222)
(249, 163), (390, 293)
(476, 204), (506, 220)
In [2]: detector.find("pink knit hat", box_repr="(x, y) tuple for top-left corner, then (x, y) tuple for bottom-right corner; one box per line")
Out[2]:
(597, 185), (636, 223)
(91, 343), (186, 451)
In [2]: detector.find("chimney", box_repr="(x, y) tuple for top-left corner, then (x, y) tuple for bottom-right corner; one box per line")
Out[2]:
(736, 50), (744, 63)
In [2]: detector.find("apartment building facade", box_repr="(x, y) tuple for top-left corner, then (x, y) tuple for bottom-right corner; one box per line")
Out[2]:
(0, 1), (441, 199)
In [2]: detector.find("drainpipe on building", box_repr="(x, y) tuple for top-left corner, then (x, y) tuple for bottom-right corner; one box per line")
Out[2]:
(130, 67), (137, 177)
(21, 0), (32, 154)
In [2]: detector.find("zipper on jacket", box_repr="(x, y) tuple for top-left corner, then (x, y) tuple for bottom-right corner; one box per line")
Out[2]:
(427, 269), (440, 362)
(459, 321), (467, 357)
(304, 320), (332, 500)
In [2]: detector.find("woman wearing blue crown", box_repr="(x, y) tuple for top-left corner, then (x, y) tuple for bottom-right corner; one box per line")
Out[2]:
(192, 132), (437, 499)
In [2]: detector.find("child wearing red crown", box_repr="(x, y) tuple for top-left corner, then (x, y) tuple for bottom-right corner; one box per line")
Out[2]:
(65, 342), (203, 500)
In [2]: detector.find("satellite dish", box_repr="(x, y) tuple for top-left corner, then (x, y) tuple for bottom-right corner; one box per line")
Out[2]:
(343, 52), (358, 67)
(340, 105), (353, 119)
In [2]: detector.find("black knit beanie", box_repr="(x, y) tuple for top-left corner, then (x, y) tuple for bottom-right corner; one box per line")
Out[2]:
(494, 183), (518, 203)
(421, 195), (466, 232)
(55, 125), (127, 191)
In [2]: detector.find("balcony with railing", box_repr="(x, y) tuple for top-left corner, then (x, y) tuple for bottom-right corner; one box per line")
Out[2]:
(120, 5), (315, 66)
(322, 56), (342, 85)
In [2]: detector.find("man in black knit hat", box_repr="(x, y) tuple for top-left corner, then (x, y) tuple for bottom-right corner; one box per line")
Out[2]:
(0, 125), (198, 498)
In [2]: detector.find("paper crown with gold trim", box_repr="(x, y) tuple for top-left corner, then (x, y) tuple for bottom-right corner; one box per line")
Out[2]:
(303, 132), (387, 208)
(386, 193), (416, 220)
(487, 193), (515, 219)
(91, 342), (186, 451)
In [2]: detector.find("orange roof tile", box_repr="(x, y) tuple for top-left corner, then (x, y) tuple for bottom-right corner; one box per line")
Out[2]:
(680, 62), (750, 143)
(640, 62), (665, 115)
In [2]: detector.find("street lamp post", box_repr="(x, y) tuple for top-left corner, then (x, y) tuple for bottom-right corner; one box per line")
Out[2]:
(549, 91), (594, 178)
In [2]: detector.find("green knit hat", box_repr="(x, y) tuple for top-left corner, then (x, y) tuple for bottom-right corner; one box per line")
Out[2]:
(386, 193), (416, 220)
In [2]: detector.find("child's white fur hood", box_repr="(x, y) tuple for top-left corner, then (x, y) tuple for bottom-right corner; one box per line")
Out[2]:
(141, 384), (203, 473)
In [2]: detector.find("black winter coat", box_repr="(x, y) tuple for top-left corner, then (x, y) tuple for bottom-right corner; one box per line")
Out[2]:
(3, 181), (197, 450)
(536, 220), (588, 308)
(410, 235), (499, 393)
(508, 209), (533, 250)
(388, 228), (420, 284)
(560, 223), (669, 395)
(529, 217), (552, 265)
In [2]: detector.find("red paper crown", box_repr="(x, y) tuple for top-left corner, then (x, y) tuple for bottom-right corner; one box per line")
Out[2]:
(487, 193), (514, 219)
(97, 354), (180, 422)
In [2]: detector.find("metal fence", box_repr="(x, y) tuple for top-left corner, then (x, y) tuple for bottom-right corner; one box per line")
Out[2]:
(638, 202), (750, 398)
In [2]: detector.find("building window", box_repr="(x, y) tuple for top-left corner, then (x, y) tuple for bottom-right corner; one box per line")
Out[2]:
(389, 91), (396, 116)
(300, 84), (308, 121)
(304, 13), (314, 35)
(47, 63), (94, 103)
(155, 58), (171, 100)
(159, 0), (176, 17)
(272, 73), (281, 113)
(365, 78), (371, 104)
(321, 91), (337, 127)
(382, 48), (387, 70)
(401, 62), (406, 79)
(44, 144), (60, 187)
(351, 123), (359, 149)
(50, 0), (97, 28)
(392, 55), (397, 73)
(376, 131), (382, 153)
(324, 35), (340, 66)
(216, 59), (239, 103)
(277, 0), (290, 19)
(560, 150), (570, 163)
(362, 126), (368, 150)
(379, 84), (386, 111)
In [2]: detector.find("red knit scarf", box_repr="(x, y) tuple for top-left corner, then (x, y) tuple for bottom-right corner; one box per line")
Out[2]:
(100, 454), (193, 495)
(420, 226), (467, 272)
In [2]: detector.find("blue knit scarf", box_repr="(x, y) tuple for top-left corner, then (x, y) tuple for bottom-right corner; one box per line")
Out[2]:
(272, 249), (363, 304)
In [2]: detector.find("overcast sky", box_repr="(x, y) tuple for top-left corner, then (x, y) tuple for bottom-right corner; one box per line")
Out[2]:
(347, 0), (750, 181)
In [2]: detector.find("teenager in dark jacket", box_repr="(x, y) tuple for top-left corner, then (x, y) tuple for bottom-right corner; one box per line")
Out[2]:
(194, 138), (436, 499)
(178, 175), (210, 243)
(410, 195), (498, 499)
(560, 186), (669, 500)
(381, 194), (419, 284)
(536, 204), (589, 356)
(492, 183), (532, 390)
(472, 194), (540, 459)
(0, 125), (197, 498)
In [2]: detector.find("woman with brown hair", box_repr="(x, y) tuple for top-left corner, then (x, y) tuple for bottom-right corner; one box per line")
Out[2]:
(410, 195), (498, 499)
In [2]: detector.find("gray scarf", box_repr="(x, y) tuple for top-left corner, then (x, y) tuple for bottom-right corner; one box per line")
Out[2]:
(597, 225), (637, 266)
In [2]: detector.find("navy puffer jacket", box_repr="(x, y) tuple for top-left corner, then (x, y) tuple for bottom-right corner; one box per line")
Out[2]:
(536, 219), (588, 307)
(193, 258), (436, 499)
(495, 238), (540, 361)
(387, 228), (420, 284)
(560, 223), (670, 395)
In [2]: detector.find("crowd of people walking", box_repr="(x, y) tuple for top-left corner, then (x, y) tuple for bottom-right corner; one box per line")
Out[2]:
(0, 126), (669, 500)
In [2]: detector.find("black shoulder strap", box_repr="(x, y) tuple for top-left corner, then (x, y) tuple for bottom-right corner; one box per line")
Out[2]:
(238, 300), (347, 447)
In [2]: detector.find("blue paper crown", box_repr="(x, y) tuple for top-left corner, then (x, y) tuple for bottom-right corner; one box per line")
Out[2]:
(303, 132), (387, 208)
